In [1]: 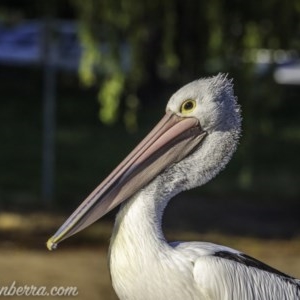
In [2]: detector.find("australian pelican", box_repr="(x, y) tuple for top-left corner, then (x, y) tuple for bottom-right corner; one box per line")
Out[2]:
(47, 74), (300, 299)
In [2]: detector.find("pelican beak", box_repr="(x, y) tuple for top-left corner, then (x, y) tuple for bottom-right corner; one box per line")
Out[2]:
(47, 110), (207, 250)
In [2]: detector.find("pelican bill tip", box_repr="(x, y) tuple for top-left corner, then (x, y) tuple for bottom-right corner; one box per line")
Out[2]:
(46, 237), (58, 251)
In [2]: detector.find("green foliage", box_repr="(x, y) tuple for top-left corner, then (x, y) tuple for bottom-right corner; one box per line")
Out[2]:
(98, 72), (124, 125)
(71, 0), (299, 100)
(70, 0), (180, 130)
(78, 25), (101, 87)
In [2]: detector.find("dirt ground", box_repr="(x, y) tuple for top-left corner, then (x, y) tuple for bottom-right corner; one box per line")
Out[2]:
(0, 212), (299, 300)
(0, 248), (116, 300)
(0, 238), (300, 300)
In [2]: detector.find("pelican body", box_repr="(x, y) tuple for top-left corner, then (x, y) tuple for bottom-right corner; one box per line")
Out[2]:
(47, 74), (300, 299)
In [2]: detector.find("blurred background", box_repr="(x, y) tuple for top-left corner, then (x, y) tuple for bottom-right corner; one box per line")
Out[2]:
(0, 0), (299, 299)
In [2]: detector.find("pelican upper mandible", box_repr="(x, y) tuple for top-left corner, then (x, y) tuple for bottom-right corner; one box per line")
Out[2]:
(47, 74), (300, 300)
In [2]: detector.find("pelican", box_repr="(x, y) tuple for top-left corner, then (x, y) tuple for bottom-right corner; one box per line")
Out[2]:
(47, 74), (300, 299)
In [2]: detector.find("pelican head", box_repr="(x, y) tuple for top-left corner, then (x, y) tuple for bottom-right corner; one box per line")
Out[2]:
(47, 73), (241, 250)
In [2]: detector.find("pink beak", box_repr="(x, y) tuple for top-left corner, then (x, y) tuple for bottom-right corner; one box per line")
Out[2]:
(47, 110), (206, 250)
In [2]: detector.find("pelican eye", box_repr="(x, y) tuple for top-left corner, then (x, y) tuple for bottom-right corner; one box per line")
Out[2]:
(180, 99), (196, 114)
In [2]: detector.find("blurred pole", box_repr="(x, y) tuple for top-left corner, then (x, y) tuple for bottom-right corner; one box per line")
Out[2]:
(41, 17), (58, 207)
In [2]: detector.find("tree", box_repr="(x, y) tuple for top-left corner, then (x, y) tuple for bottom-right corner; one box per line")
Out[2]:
(71, 0), (300, 132)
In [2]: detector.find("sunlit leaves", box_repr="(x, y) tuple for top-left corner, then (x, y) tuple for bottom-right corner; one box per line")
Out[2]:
(98, 73), (124, 125)
(78, 25), (101, 87)
(71, 0), (299, 134)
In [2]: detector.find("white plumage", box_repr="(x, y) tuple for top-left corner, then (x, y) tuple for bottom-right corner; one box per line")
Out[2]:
(48, 74), (300, 299)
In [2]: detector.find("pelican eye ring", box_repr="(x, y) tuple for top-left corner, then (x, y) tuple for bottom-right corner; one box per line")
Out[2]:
(180, 99), (196, 114)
